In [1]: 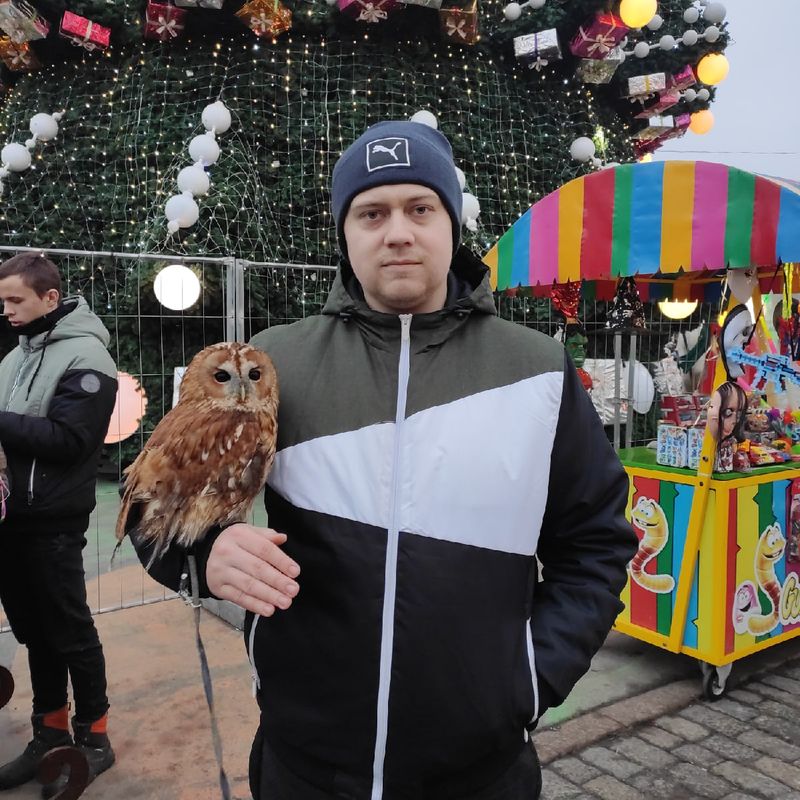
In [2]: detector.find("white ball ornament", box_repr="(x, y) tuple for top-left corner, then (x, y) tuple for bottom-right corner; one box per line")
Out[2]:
(1, 143), (32, 172)
(165, 192), (200, 230)
(503, 2), (522, 20)
(659, 34), (676, 50)
(683, 7), (700, 23)
(697, 88), (711, 101)
(569, 136), (596, 162)
(0, 167), (9, 179)
(201, 101), (231, 135)
(682, 30), (699, 46)
(410, 110), (438, 129)
(454, 166), (466, 191)
(188, 133), (220, 166)
(153, 265), (201, 311)
(29, 113), (59, 142)
(461, 192), (480, 231)
(530, 0), (546, 8)
(704, 25), (721, 42)
(703, 2), (726, 24)
(683, 88), (697, 102)
(646, 14), (663, 30)
(177, 165), (210, 196)
(633, 41), (651, 58)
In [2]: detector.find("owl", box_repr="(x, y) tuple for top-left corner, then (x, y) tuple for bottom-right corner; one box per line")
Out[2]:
(115, 342), (278, 566)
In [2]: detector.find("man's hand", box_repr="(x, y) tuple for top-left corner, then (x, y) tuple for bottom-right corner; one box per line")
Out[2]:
(206, 523), (300, 616)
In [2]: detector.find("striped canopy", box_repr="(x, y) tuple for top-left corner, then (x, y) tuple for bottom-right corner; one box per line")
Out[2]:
(484, 161), (800, 290)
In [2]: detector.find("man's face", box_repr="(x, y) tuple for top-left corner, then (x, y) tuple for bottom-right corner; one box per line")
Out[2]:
(343, 183), (453, 315)
(0, 275), (58, 327)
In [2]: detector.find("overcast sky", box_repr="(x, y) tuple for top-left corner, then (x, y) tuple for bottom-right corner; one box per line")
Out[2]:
(655, 0), (800, 181)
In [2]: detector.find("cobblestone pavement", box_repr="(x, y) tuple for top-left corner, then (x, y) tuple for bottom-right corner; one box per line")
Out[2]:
(537, 660), (800, 800)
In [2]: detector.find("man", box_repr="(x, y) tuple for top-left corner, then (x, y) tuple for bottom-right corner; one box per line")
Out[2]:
(0, 253), (117, 797)
(137, 120), (637, 799)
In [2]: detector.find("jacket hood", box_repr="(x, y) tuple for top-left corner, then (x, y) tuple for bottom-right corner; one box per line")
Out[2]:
(322, 246), (497, 322)
(20, 296), (110, 352)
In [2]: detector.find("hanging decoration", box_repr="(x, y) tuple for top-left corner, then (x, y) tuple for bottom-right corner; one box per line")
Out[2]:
(0, 110), (64, 197)
(618, 0), (657, 29)
(569, 11), (629, 60)
(439, 0), (479, 45)
(59, 11), (111, 52)
(574, 46), (624, 84)
(502, 0), (546, 22)
(165, 100), (231, 236)
(336, 0), (397, 23)
(606, 277), (646, 331)
(0, 36), (39, 70)
(513, 29), (561, 70)
(174, 0), (224, 8)
(236, 0), (292, 35)
(144, 2), (188, 41)
(0, 0), (48, 43)
(696, 52), (729, 85)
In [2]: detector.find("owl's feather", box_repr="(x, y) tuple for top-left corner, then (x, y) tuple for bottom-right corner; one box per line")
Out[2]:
(116, 342), (278, 565)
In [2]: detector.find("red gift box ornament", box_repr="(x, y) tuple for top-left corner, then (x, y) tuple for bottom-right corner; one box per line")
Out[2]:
(59, 11), (111, 52)
(145, 4), (187, 41)
(569, 12), (629, 60)
(358, 1), (389, 22)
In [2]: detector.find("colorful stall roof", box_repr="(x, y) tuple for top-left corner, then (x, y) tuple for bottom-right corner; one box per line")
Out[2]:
(484, 161), (800, 290)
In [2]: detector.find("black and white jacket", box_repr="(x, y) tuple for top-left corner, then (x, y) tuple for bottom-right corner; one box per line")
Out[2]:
(141, 248), (636, 799)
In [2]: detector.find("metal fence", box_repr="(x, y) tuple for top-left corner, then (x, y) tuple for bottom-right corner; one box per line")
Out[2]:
(0, 245), (715, 629)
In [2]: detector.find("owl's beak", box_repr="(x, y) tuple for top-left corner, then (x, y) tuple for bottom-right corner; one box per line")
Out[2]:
(240, 384), (247, 402)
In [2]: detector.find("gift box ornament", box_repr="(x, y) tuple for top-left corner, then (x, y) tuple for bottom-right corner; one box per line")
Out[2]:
(439, 0), (478, 45)
(337, 0), (397, 23)
(174, 0), (224, 8)
(400, 0), (442, 9)
(626, 72), (666, 99)
(574, 47), (623, 84)
(569, 12), (628, 60)
(59, 11), (110, 51)
(635, 88), (680, 118)
(668, 64), (696, 92)
(635, 115), (675, 142)
(145, 2), (187, 41)
(513, 29), (561, 71)
(236, 0), (292, 36)
(0, 0), (48, 44)
(0, 36), (39, 70)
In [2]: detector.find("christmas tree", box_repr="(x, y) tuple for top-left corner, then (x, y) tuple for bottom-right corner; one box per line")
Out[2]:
(0, 0), (729, 462)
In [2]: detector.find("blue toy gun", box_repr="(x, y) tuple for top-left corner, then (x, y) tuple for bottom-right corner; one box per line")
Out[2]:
(728, 348), (800, 393)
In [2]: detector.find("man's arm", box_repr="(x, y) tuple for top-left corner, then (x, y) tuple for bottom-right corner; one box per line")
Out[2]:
(0, 369), (117, 463)
(531, 352), (638, 717)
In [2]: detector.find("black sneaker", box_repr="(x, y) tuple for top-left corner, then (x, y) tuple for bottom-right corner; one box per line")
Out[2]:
(41, 721), (114, 799)
(0, 714), (73, 790)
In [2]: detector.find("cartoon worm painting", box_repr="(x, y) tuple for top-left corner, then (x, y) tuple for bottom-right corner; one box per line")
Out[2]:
(629, 497), (675, 594)
(746, 523), (786, 636)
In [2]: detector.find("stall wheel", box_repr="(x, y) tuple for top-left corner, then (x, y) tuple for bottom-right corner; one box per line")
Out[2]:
(699, 661), (732, 701)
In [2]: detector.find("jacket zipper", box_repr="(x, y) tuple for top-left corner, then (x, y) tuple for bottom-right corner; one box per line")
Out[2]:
(248, 614), (261, 698)
(27, 458), (36, 505)
(525, 619), (540, 724)
(370, 314), (412, 800)
(6, 353), (31, 409)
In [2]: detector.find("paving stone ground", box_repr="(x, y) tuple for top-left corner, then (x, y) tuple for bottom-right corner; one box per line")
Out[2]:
(536, 660), (800, 800)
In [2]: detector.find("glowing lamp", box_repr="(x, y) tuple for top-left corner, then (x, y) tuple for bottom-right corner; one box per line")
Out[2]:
(619, 0), (658, 28)
(689, 109), (715, 135)
(696, 53), (730, 85)
(658, 300), (698, 320)
(105, 372), (148, 444)
(153, 264), (201, 311)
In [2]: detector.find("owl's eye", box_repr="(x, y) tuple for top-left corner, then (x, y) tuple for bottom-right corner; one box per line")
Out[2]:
(214, 370), (231, 383)
(249, 369), (261, 381)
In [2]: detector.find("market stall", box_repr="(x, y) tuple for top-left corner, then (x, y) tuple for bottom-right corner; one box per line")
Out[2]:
(485, 160), (800, 697)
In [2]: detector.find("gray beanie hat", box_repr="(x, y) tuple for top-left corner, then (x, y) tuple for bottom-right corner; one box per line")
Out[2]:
(331, 120), (463, 258)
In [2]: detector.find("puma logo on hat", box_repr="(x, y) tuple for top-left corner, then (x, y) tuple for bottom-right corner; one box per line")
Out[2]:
(366, 138), (410, 171)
